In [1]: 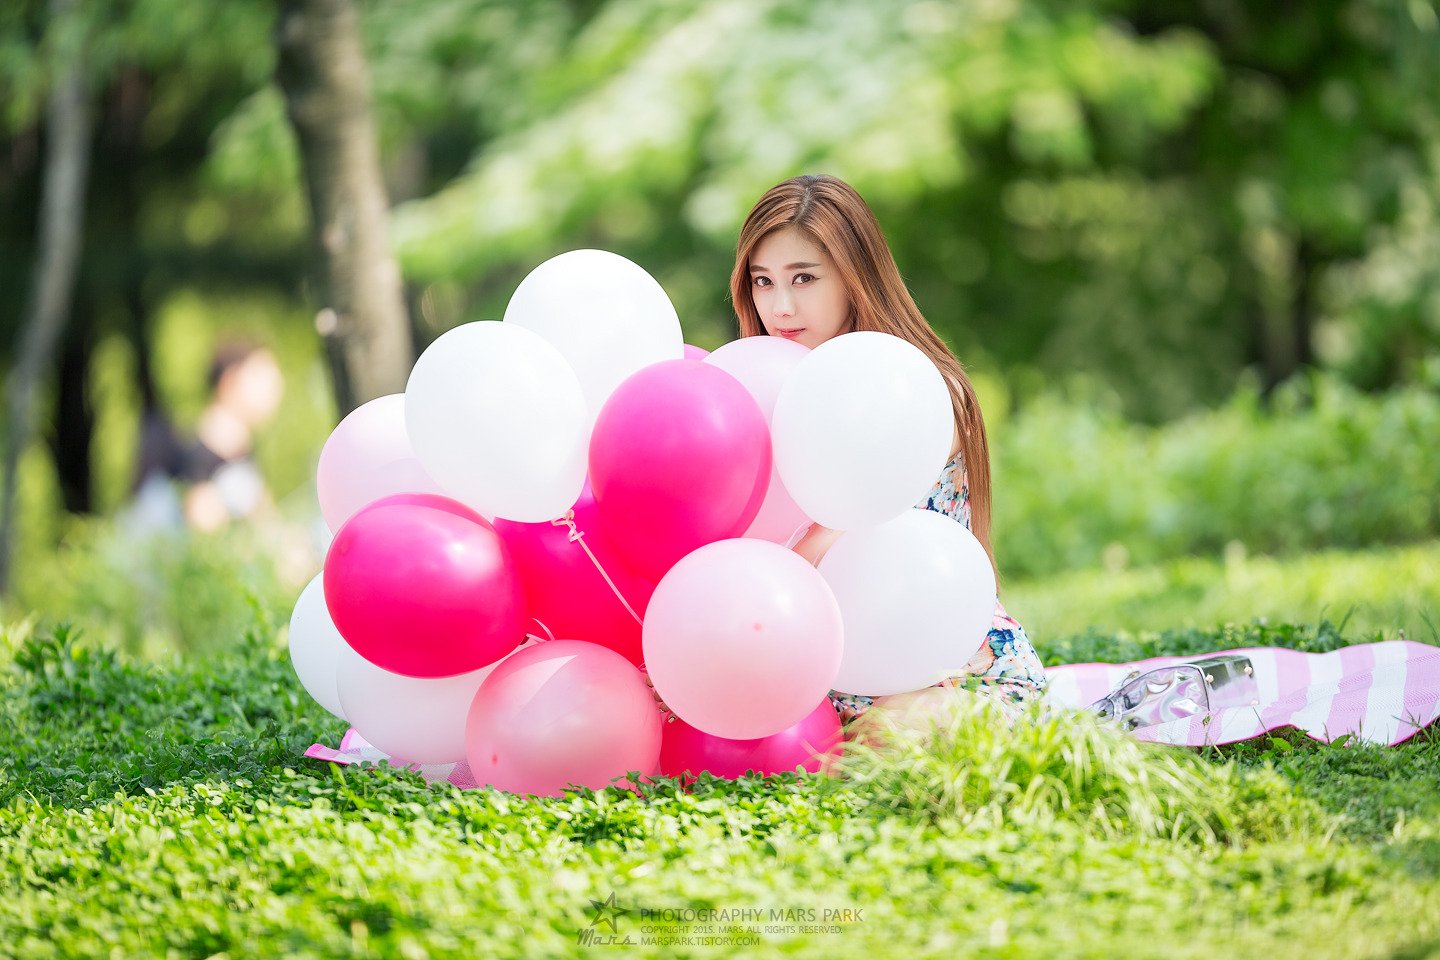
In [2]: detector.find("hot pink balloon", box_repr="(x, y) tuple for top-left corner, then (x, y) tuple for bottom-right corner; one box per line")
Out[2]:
(492, 485), (655, 665)
(324, 493), (526, 678)
(589, 359), (771, 582)
(659, 698), (843, 782)
(465, 639), (663, 796)
(643, 538), (844, 740)
(682, 343), (711, 360)
(316, 394), (447, 532)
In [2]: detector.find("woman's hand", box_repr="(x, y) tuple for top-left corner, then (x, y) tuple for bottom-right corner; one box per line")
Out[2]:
(860, 687), (967, 745)
(791, 522), (844, 567)
(847, 684), (1015, 748)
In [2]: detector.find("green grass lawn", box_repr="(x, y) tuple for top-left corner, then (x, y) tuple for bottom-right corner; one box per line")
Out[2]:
(1004, 538), (1440, 651)
(1, 613), (1436, 959)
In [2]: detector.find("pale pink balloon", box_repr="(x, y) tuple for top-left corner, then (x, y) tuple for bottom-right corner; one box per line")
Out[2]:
(682, 343), (711, 360)
(465, 639), (662, 796)
(317, 394), (446, 533)
(703, 336), (809, 418)
(738, 464), (809, 545)
(704, 337), (812, 543)
(643, 539), (844, 740)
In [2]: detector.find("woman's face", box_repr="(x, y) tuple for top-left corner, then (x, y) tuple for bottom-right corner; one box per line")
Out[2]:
(748, 227), (853, 350)
(223, 350), (284, 426)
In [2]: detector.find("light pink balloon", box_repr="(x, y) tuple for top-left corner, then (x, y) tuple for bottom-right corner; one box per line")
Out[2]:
(704, 337), (812, 543)
(683, 343), (711, 360)
(317, 394), (446, 533)
(743, 476), (809, 545)
(465, 639), (662, 796)
(643, 539), (844, 740)
(703, 336), (810, 418)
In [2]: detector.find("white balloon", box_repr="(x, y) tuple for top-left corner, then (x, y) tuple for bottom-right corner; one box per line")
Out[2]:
(406, 321), (588, 522)
(819, 509), (996, 696)
(503, 249), (684, 421)
(315, 394), (447, 533)
(772, 331), (953, 530)
(336, 637), (539, 765)
(287, 574), (348, 721)
(705, 336), (813, 543)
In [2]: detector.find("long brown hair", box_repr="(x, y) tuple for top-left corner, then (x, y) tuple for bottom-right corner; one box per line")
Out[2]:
(730, 174), (999, 576)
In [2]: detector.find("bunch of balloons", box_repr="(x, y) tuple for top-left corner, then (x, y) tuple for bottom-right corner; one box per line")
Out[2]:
(288, 249), (997, 797)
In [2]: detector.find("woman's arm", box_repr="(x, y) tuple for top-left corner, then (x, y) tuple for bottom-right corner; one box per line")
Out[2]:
(792, 522), (843, 567)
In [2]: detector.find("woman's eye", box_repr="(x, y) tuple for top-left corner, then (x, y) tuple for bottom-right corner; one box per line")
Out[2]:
(794, 273), (815, 284)
(753, 276), (771, 288)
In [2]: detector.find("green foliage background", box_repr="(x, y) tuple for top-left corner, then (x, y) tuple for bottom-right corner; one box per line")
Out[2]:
(0, 0), (1438, 650)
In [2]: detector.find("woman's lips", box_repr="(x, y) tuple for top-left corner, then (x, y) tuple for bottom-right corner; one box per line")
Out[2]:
(776, 327), (804, 339)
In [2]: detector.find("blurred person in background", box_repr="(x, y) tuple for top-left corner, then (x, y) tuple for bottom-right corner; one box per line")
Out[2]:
(125, 340), (284, 535)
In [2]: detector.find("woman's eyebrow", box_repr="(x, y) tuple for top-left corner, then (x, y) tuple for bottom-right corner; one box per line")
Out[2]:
(749, 261), (821, 273)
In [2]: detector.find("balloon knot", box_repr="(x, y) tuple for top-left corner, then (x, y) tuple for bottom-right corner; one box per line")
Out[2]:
(642, 667), (671, 716)
(550, 510), (585, 544)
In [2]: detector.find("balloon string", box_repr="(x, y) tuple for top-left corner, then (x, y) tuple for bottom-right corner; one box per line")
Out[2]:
(525, 617), (558, 644)
(550, 509), (673, 719)
(550, 510), (644, 626)
(549, 510), (672, 721)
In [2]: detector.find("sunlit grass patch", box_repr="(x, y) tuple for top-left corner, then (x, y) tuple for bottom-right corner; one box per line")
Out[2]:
(1007, 539), (1440, 649)
(823, 692), (1324, 847)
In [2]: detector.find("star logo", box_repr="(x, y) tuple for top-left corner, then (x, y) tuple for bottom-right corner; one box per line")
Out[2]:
(588, 892), (627, 933)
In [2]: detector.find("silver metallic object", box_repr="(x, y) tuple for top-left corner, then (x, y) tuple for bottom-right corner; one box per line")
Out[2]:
(1089, 655), (1261, 730)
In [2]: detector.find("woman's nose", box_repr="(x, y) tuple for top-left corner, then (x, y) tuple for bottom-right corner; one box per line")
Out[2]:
(772, 287), (795, 318)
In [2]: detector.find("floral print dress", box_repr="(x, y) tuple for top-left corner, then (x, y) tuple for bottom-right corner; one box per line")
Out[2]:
(827, 450), (1048, 725)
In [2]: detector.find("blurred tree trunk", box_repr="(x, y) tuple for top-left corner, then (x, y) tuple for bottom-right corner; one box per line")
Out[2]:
(0, 0), (92, 594)
(275, 0), (412, 415)
(111, 67), (161, 426)
(1291, 236), (1316, 371)
(1255, 235), (1318, 397)
(53, 318), (95, 513)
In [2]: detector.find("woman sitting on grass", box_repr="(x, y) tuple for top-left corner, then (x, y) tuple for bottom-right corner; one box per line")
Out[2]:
(729, 174), (1048, 739)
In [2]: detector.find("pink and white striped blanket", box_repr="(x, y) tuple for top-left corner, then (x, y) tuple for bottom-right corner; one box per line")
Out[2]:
(305, 640), (1440, 785)
(1042, 639), (1440, 747)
